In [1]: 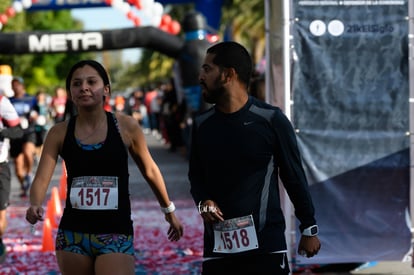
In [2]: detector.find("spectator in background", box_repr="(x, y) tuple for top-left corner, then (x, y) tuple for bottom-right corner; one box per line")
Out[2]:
(127, 89), (150, 133)
(10, 77), (38, 197)
(114, 94), (126, 113)
(145, 85), (162, 140)
(0, 94), (23, 263)
(34, 89), (51, 161)
(161, 78), (184, 152)
(50, 86), (67, 123)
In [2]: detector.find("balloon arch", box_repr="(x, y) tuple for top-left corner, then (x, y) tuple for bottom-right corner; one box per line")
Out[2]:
(0, 0), (182, 35)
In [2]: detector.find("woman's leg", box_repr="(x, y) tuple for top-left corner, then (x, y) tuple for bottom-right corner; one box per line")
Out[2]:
(56, 250), (94, 275)
(95, 253), (135, 275)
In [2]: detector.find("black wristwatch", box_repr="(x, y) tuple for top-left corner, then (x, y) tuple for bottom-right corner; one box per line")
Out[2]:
(302, 225), (318, 236)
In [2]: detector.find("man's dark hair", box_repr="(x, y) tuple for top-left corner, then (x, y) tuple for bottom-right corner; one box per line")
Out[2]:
(206, 41), (253, 88)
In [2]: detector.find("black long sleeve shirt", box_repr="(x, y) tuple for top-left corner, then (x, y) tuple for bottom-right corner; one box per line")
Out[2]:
(189, 96), (316, 257)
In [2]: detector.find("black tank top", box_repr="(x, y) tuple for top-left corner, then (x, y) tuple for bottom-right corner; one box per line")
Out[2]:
(59, 112), (133, 234)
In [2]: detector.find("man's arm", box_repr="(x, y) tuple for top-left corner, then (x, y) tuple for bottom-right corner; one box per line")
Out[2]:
(273, 109), (317, 228)
(0, 96), (23, 140)
(0, 124), (23, 139)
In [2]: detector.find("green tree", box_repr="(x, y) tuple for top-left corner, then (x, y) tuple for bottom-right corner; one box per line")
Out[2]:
(0, 1), (93, 94)
(221, 0), (265, 66)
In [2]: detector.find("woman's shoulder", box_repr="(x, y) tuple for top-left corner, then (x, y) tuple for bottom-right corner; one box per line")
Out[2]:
(49, 119), (69, 135)
(113, 112), (141, 133)
(114, 111), (133, 125)
(113, 112), (143, 148)
(44, 120), (68, 152)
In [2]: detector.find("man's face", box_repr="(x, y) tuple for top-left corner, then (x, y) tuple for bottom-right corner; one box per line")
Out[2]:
(199, 53), (226, 104)
(11, 80), (25, 97)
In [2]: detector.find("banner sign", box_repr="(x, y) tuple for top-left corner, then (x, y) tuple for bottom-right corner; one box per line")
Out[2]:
(27, 0), (107, 10)
(0, 27), (183, 57)
(292, 0), (410, 264)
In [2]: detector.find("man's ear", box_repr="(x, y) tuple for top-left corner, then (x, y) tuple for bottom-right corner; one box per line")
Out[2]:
(224, 67), (236, 81)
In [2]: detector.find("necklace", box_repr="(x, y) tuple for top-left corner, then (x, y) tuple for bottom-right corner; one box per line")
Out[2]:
(77, 116), (106, 143)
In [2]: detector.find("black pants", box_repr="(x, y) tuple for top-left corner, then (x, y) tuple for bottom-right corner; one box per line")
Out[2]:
(202, 253), (290, 275)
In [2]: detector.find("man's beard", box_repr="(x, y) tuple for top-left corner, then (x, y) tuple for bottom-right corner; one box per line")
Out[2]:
(202, 79), (225, 104)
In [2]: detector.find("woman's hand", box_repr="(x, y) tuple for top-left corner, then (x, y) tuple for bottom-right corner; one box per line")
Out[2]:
(165, 212), (184, 241)
(25, 205), (45, 225)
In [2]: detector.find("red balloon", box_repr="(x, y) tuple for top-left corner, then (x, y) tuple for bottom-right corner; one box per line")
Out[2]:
(6, 7), (16, 18)
(134, 0), (143, 9)
(161, 14), (172, 26)
(168, 20), (181, 35)
(104, 0), (112, 5)
(207, 34), (220, 43)
(159, 23), (169, 32)
(134, 17), (141, 27)
(127, 11), (134, 20)
(0, 14), (8, 25)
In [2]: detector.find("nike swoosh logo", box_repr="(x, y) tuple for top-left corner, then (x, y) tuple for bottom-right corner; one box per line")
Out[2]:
(280, 253), (286, 269)
(243, 121), (254, 126)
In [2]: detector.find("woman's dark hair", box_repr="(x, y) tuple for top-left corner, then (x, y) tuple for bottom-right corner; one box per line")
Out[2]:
(65, 60), (111, 93)
(206, 41), (253, 88)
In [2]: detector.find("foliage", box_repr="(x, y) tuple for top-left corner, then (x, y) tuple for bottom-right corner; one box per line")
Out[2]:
(0, 1), (93, 95)
(221, 0), (265, 65)
(0, 1), (266, 94)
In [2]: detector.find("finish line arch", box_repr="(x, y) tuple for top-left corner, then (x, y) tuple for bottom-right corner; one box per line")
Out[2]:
(27, 0), (224, 31)
(0, 9), (212, 113)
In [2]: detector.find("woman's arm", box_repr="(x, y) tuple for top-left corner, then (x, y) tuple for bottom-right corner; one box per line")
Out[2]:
(116, 113), (183, 241)
(26, 122), (66, 224)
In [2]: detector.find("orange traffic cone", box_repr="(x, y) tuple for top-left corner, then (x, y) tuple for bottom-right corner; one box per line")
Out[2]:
(51, 186), (62, 217)
(59, 161), (67, 200)
(46, 187), (62, 229)
(41, 217), (54, 252)
(46, 200), (57, 229)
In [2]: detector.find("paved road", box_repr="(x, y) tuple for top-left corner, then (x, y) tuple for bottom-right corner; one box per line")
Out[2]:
(7, 132), (413, 274)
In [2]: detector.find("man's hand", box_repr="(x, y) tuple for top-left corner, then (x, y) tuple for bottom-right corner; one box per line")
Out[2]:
(298, 235), (321, 258)
(198, 200), (224, 223)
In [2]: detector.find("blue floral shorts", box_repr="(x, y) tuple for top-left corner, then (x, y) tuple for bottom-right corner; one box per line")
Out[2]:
(55, 228), (134, 257)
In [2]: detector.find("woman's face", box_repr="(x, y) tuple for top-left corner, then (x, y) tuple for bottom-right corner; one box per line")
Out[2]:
(69, 65), (109, 108)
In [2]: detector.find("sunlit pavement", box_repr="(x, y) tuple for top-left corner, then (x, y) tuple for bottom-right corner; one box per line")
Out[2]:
(0, 132), (412, 274)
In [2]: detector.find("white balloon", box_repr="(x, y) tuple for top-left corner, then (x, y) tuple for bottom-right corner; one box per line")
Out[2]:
(21, 0), (33, 9)
(142, 5), (153, 20)
(151, 15), (161, 27)
(12, 1), (24, 13)
(152, 2), (163, 17)
(141, 0), (154, 10)
(120, 2), (131, 14)
(111, 0), (124, 10)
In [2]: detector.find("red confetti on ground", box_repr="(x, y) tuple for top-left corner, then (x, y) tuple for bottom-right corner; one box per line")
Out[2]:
(1, 198), (204, 274)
